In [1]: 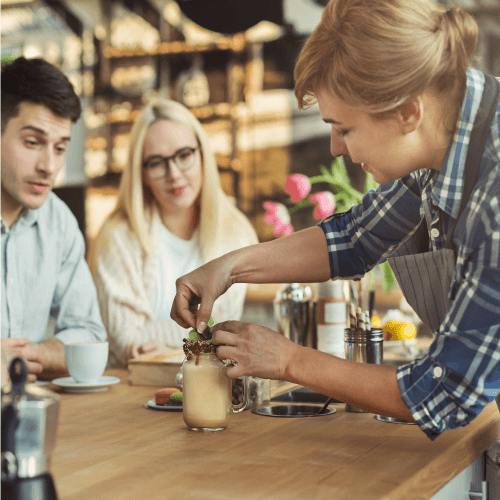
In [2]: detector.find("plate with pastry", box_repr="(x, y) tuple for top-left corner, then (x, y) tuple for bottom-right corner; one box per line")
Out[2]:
(145, 387), (183, 411)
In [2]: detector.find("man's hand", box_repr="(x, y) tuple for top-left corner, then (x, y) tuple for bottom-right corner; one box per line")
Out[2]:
(211, 321), (299, 380)
(1, 338), (43, 384)
(170, 255), (235, 334)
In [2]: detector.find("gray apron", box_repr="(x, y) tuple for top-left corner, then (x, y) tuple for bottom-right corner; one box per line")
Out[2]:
(388, 74), (500, 332)
(388, 74), (500, 407)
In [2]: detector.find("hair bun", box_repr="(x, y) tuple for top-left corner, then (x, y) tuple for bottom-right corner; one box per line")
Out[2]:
(442, 6), (478, 61)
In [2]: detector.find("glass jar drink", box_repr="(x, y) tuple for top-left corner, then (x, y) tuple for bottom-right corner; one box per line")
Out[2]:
(181, 341), (248, 432)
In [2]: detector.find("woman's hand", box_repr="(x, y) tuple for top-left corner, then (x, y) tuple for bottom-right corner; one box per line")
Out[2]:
(124, 340), (165, 364)
(211, 321), (299, 380)
(171, 227), (331, 334)
(170, 255), (235, 332)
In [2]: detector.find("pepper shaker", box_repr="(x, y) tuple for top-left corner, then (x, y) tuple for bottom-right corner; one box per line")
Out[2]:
(344, 318), (383, 412)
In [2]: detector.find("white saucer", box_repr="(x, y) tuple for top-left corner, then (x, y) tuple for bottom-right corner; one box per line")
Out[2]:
(145, 399), (182, 412)
(51, 376), (120, 394)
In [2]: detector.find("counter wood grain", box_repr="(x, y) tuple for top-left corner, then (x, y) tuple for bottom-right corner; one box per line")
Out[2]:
(49, 369), (500, 500)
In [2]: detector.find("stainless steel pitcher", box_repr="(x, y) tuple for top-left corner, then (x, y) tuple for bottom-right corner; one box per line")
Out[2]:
(274, 283), (313, 346)
(1, 358), (60, 500)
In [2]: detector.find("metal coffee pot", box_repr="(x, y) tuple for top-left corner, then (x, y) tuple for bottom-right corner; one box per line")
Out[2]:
(274, 283), (313, 346)
(1, 358), (60, 500)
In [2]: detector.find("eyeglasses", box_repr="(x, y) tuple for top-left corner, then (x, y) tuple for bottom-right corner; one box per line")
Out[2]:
(143, 147), (199, 180)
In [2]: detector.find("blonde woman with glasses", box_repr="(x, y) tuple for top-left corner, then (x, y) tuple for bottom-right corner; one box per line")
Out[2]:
(89, 99), (257, 367)
(171, 0), (500, 441)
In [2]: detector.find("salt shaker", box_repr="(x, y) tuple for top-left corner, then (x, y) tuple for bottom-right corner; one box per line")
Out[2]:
(344, 326), (383, 412)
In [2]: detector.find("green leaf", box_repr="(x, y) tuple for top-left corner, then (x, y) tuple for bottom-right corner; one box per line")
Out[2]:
(188, 329), (200, 341)
(364, 173), (378, 193)
(320, 165), (331, 178)
(188, 316), (215, 341)
(380, 261), (396, 292)
(331, 158), (350, 185)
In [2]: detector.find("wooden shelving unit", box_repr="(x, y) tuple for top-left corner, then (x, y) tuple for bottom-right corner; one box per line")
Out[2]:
(86, 1), (270, 214)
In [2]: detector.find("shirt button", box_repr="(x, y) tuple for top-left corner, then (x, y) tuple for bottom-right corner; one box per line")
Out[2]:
(8, 278), (13, 283)
(433, 366), (443, 378)
(431, 228), (440, 238)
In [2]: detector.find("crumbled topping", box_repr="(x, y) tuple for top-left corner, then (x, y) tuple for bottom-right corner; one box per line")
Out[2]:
(182, 338), (216, 359)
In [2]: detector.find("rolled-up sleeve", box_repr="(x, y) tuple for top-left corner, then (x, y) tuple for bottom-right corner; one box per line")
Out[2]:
(398, 228), (500, 440)
(318, 169), (500, 440)
(318, 175), (423, 280)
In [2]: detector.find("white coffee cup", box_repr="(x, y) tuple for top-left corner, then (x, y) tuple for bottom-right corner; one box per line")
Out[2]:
(65, 341), (109, 384)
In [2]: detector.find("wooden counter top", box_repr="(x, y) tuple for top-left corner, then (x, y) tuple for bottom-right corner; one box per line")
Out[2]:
(49, 369), (500, 500)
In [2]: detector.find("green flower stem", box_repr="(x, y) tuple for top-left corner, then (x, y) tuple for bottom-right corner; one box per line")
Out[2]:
(308, 175), (362, 205)
(282, 157), (395, 292)
(308, 175), (331, 184)
(288, 198), (312, 213)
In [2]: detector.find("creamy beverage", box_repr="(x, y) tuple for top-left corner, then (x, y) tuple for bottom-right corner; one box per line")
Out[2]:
(182, 352), (231, 431)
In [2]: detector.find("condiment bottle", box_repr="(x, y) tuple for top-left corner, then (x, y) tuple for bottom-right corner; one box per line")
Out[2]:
(344, 325), (383, 412)
(315, 280), (347, 357)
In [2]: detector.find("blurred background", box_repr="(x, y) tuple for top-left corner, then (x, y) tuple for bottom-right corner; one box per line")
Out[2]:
(2, 0), (499, 325)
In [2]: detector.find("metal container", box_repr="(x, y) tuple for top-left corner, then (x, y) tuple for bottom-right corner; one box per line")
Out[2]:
(344, 328), (383, 413)
(2, 358), (61, 500)
(274, 283), (313, 346)
(252, 404), (336, 418)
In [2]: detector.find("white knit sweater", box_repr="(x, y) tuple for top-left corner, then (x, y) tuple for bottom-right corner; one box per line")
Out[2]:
(93, 210), (248, 368)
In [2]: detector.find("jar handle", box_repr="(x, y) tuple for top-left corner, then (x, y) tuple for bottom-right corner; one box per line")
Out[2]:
(232, 376), (249, 412)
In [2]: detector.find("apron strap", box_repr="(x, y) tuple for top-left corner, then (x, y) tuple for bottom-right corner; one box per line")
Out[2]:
(445, 74), (500, 250)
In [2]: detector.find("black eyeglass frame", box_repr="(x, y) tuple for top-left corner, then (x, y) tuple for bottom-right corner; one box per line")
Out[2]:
(142, 146), (199, 180)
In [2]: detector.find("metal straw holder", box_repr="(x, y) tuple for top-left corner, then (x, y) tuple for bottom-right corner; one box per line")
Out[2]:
(344, 327), (383, 413)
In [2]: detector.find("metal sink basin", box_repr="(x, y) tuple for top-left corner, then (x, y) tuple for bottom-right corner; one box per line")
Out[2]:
(252, 404), (337, 417)
(271, 385), (342, 405)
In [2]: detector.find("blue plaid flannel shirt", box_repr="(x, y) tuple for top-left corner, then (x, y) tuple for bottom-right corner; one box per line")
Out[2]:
(318, 68), (500, 440)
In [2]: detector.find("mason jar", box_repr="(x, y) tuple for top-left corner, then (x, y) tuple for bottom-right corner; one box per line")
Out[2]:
(182, 347), (248, 431)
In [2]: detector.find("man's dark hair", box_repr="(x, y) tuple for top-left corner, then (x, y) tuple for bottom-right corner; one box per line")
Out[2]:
(1, 57), (81, 134)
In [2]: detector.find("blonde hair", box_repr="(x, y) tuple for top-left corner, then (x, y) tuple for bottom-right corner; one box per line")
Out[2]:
(89, 99), (257, 273)
(294, 0), (478, 116)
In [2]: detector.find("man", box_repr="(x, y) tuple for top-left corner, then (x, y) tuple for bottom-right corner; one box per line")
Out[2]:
(1, 57), (107, 384)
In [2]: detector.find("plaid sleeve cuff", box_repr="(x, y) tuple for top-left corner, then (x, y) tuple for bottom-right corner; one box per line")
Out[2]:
(397, 355), (492, 440)
(317, 211), (366, 281)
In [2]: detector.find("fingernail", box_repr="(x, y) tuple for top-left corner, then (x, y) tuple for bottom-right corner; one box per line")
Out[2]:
(197, 322), (206, 334)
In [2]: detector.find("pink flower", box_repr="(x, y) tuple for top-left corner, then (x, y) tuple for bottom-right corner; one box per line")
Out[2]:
(285, 174), (311, 203)
(263, 202), (290, 225)
(273, 220), (294, 237)
(309, 191), (336, 220)
(263, 202), (294, 237)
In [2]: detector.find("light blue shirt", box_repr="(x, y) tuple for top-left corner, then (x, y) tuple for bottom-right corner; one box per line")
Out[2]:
(1, 192), (107, 344)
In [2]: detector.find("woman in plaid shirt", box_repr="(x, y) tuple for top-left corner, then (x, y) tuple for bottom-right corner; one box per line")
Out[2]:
(171, 0), (500, 440)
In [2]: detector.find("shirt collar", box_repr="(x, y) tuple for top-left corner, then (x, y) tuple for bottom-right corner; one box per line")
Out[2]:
(1, 206), (39, 233)
(432, 67), (485, 219)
